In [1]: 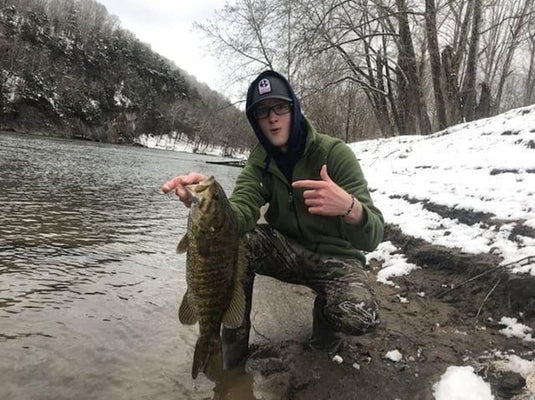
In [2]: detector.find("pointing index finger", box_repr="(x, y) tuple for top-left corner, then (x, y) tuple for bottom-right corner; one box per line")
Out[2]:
(292, 179), (325, 189)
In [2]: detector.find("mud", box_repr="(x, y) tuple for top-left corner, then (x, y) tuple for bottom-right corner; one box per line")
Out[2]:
(386, 196), (535, 244)
(389, 195), (496, 226)
(236, 223), (535, 399)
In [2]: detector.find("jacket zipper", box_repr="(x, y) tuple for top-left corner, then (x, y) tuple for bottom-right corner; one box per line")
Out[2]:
(288, 188), (304, 238)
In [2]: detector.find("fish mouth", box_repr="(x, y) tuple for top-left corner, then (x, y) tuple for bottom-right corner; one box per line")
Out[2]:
(188, 176), (215, 192)
(197, 176), (215, 191)
(184, 186), (199, 204)
(186, 176), (216, 203)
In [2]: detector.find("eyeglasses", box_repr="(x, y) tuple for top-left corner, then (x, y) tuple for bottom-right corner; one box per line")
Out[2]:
(253, 102), (292, 120)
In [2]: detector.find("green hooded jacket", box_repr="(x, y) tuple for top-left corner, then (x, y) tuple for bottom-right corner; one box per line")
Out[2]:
(229, 119), (384, 265)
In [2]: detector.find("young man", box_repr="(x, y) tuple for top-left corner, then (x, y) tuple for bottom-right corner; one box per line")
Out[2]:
(162, 70), (384, 369)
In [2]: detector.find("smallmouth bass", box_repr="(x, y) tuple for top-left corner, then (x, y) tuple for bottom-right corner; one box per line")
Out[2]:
(177, 176), (246, 379)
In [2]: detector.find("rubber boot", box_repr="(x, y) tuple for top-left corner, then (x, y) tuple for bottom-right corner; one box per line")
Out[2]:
(308, 296), (342, 354)
(221, 322), (250, 370)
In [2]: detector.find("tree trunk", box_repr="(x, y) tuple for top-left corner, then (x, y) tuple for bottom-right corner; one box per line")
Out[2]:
(493, 0), (531, 113)
(441, 46), (462, 124)
(374, 54), (394, 136)
(452, 0), (473, 77)
(425, 0), (447, 130)
(475, 82), (492, 119)
(361, 35), (395, 137)
(525, 37), (535, 105)
(344, 84), (353, 142)
(460, 0), (482, 122)
(371, 94), (395, 138)
(395, 0), (432, 134)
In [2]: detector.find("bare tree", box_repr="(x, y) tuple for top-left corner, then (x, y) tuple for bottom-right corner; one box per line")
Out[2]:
(492, 0), (533, 112)
(459, 0), (482, 122)
(196, 0), (535, 140)
(195, 0), (300, 88)
(524, 17), (535, 105)
(425, 0), (447, 129)
(394, 0), (431, 134)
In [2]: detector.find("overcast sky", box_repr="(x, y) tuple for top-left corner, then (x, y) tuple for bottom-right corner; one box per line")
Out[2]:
(98, 0), (229, 91)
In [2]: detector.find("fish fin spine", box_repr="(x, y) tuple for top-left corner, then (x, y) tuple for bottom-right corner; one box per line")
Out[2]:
(178, 290), (198, 325)
(177, 234), (188, 253)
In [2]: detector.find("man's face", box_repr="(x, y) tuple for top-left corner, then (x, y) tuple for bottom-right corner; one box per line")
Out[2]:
(254, 99), (292, 152)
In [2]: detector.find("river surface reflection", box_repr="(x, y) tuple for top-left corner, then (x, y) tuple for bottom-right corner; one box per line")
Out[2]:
(0, 132), (255, 400)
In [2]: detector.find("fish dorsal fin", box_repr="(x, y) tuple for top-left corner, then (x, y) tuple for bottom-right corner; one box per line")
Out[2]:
(177, 234), (188, 254)
(222, 241), (247, 328)
(178, 290), (198, 325)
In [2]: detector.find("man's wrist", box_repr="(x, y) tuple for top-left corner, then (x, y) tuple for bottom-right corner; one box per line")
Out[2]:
(342, 197), (365, 226)
(343, 195), (356, 217)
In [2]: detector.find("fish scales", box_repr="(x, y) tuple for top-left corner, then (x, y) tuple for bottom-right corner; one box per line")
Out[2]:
(177, 176), (246, 379)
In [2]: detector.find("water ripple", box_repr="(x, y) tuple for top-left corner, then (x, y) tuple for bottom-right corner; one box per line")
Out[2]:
(0, 132), (241, 399)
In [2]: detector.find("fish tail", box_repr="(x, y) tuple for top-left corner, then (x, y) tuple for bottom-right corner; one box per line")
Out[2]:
(192, 335), (222, 380)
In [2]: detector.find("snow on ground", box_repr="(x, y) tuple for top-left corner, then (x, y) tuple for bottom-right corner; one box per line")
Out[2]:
(432, 366), (494, 400)
(349, 106), (535, 397)
(136, 132), (248, 159)
(1, 70), (23, 102)
(384, 349), (403, 362)
(492, 353), (535, 378)
(366, 241), (419, 285)
(349, 105), (535, 276)
(498, 317), (534, 342)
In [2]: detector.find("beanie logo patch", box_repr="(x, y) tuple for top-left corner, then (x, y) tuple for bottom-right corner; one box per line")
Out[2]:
(258, 79), (271, 95)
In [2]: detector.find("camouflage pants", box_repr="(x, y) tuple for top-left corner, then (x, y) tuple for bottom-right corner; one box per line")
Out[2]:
(222, 225), (379, 365)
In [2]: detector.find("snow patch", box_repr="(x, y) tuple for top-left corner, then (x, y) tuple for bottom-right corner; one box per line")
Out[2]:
(384, 349), (402, 362)
(332, 354), (343, 364)
(498, 317), (534, 342)
(493, 354), (535, 378)
(1, 70), (23, 102)
(351, 104), (535, 269)
(114, 81), (133, 108)
(367, 241), (419, 285)
(432, 366), (493, 400)
(136, 132), (248, 159)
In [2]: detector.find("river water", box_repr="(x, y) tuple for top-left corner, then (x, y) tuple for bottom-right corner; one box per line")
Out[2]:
(0, 132), (253, 399)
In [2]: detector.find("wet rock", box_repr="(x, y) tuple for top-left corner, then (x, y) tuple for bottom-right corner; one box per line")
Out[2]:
(332, 355), (343, 364)
(490, 168), (520, 175)
(247, 357), (288, 376)
(509, 224), (535, 240)
(492, 371), (526, 399)
(507, 276), (535, 318)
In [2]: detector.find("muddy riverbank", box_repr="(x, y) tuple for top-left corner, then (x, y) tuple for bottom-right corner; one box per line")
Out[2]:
(227, 224), (535, 400)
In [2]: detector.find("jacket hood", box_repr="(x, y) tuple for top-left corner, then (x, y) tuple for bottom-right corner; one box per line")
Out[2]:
(245, 70), (307, 180)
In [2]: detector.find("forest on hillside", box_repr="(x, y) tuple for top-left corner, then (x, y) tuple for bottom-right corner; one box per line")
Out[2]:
(0, 0), (253, 155)
(198, 0), (535, 141)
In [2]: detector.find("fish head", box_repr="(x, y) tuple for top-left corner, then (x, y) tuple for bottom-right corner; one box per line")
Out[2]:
(186, 176), (229, 228)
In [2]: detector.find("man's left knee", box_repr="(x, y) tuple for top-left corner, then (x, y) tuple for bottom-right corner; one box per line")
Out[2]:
(326, 298), (380, 336)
